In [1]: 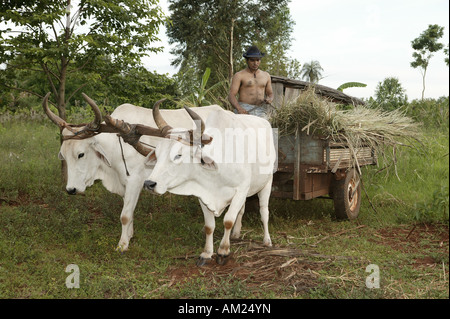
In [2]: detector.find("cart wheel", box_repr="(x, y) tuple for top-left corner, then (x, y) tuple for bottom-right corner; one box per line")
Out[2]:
(332, 168), (361, 220)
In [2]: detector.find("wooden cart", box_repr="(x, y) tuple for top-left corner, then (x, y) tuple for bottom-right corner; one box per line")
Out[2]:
(272, 132), (376, 219)
(269, 76), (376, 220)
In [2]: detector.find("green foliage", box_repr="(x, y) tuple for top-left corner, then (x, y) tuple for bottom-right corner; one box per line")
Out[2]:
(93, 66), (178, 109)
(444, 44), (449, 67)
(0, 66), (178, 114)
(0, 0), (166, 68)
(414, 184), (449, 223)
(299, 60), (323, 83)
(0, 0), (167, 119)
(373, 77), (408, 111)
(167, 0), (298, 88)
(405, 96), (449, 128)
(411, 24), (445, 67)
(337, 82), (367, 92)
(249, 5), (301, 79)
(178, 68), (227, 107)
(410, 24), (445, 99)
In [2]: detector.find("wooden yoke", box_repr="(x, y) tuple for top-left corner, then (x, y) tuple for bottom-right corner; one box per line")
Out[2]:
(104, 115), (161, 157)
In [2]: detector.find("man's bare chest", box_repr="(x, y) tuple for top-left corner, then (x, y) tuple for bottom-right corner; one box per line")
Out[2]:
(242, 77), (267, 88)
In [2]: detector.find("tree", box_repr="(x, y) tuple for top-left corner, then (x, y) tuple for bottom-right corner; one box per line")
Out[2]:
(99, 66), (177, 109)
(444, 44), (449, 67)
(166, 0), (298, 92)
(251, 5), (301, 80)
(374, 77), (408, 110)
(0, 0), (167, 181)
(0, 0), (166, 120)
(410, 24), (444, 100)
(300, 60), (323, 83)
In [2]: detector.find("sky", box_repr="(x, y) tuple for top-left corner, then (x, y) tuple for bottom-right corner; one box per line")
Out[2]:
(144, 0), (449, 101)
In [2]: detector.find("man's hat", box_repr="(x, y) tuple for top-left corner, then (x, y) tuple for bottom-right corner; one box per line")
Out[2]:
(243, 46), (265, 58)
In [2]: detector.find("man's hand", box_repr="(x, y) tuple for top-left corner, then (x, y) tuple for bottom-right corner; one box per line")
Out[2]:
(264, 98), (273, 105)
(237, 106), (249, 114)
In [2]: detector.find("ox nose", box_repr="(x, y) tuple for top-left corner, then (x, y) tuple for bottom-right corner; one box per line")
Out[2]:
(144, 180), (157, 190)
(66, 188), (77, 195)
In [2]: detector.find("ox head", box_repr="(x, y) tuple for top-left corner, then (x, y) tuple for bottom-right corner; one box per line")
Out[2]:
(43, 93), (111, 195)
(102, 99), (215, 194)
(143, 102), (216, 194)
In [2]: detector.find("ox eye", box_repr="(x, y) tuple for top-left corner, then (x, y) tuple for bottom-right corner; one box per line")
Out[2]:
(174, 154), (182, 161)
(78, 153), (85, 159)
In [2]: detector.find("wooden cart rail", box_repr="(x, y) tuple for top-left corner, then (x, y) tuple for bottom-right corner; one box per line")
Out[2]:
(271, 132), (376, 219)
(326, 143), (376, 173)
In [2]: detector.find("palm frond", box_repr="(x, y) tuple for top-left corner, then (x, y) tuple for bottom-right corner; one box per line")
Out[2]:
(337, 82), (367, 92)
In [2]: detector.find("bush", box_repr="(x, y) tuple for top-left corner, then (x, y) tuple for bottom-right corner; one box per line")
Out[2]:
(413, 184), (449, 223)
(405, 97), (449, 129)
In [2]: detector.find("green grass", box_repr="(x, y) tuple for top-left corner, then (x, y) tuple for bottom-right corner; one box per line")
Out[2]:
(361, 130), (449, 224)
(0, 119), (448, 299)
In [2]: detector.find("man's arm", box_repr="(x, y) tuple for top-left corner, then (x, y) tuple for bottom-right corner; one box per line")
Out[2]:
(264, 74), (274, 104)
(228, 73), (248, 114)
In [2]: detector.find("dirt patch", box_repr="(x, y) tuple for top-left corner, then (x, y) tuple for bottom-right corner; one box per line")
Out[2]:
(0, 191), (48, 209)
(373, 223), (448, 251)
(167, 240), (360, 296)
(161, 223), (448, 298)
(372, 223), (449, 268)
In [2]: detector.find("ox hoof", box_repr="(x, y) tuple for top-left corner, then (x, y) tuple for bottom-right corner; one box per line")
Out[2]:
(196, 257), (212, 267)
(215, 253), (230, 266)
(263, 239), (272, 247)
(115, 245), (128, 254)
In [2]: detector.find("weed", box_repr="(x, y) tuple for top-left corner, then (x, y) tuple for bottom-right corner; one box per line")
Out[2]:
(414, 184), (449, 223)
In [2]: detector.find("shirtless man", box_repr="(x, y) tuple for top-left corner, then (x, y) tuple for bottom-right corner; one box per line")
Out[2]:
(228, 46), (274, 119)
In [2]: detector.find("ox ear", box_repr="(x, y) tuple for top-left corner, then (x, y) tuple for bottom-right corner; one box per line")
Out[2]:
(201, 154), (217, 170)
(194, 147), (217, 171)
(144, 149), (157, 167)
(92, 143), (111, 167)
(58, 151), (65, 161)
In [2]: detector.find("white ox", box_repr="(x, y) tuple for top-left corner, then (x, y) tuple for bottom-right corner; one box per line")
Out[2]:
(108, 103), (276, 265)
(43, 93), (221, 252)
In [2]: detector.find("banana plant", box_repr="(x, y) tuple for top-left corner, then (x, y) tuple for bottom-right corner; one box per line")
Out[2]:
(337, 82), (367, 92)
(183, 68), (225, 107)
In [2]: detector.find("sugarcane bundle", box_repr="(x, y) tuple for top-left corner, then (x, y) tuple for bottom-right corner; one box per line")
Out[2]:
(269, 87), (422, 174)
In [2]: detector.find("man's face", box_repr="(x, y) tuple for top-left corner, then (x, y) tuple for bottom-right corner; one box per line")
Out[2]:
(247, 58), (261, 71)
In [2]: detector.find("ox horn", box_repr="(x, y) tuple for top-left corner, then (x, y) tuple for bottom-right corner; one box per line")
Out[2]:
(42, 92), (66, 128)
(184, 106), (205, 135)
(81, 93), (102, 129)
(152, 98), (172, 136)
(184, 106), (213, 146)
(43, 92), (103, 130)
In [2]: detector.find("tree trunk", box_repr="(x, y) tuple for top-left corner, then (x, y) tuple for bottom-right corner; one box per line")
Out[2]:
(58, 56), (69, 183)
(421, 67), (427, 100)
(59, 0), (72, 183)
(228, 18), (235, 83)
